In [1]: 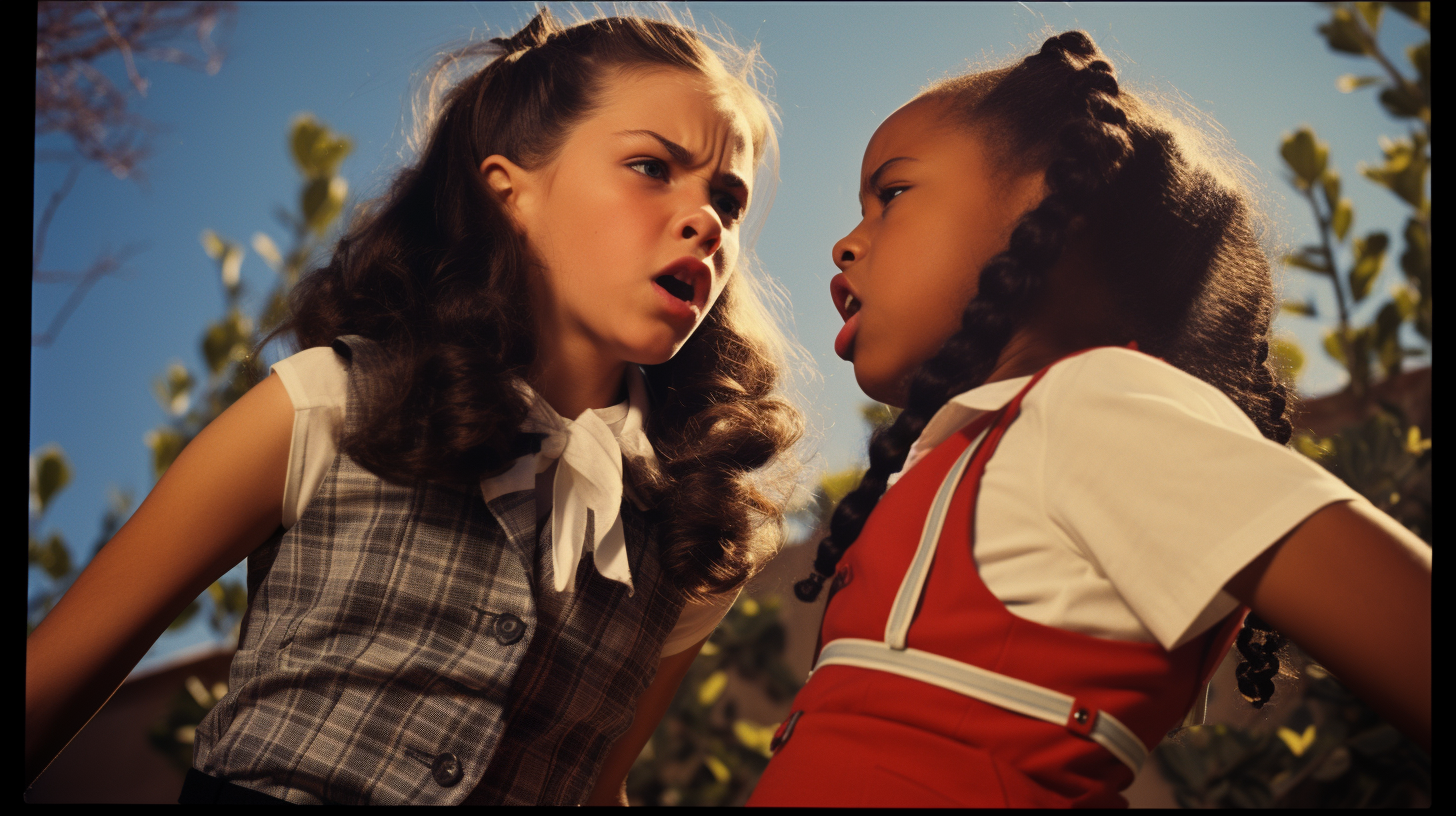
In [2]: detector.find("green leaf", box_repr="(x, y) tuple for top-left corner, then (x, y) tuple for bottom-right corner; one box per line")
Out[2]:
(859, 402), (899, 428)
(202, 321), (235, 374)
(1279, 128), (1328, 187)
(1373, 301), (1405, 377)
(301, 176), (348, 236)
(1268, 337), (1305, 383)
(31, 445), (72, 515)
(1349, 232), (1389, 302)
(1280, 299), (1317, 318)
(1318, 7), (1370, 54)
(145, 428), (186, 480)
(290, 114), (353, 179)
(1331, 198), (1354, 242)
(1322, 329), (1348, 367)
(1392, 284), (1419, 320)
(1378, 84), (1426, 120)
(221, 245), (244, 292)
(201, 310), (252, 376)
(733, 720), (776, 758)
(251, 232), (283, 271)
(1408, 41), (1430, 91)
(152, 362), (195, 417)
(290, 116), (324, 173)
(1293, 433), (1334, 461)
(1388, 2), (1429, 30)
(1360, 135), (1428, 209)
(199, 229), (225, 260)
(1335, 74), (1383, 93)
(1400, 218), (1430, 289)
(697, 670), (728, 706)
(29, 532), (74, 580)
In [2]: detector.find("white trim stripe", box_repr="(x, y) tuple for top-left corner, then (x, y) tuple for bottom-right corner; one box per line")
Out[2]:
(816, 638), (1148, 772)
(884, 428), (989, 649)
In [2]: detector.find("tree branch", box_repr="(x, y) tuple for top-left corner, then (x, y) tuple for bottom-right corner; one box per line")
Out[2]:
(31, 243), (147, 347)
(33, 165), (82, 278)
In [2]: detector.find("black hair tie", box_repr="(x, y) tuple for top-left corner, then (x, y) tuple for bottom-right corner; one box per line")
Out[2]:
(794, 572), (827, 602)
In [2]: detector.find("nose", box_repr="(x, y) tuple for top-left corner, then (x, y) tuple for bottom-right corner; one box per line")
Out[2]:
(675, 201), (723, 259)
(832, 229), (863, 272)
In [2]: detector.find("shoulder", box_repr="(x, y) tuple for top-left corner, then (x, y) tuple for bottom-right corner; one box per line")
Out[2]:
(1032, 346), (1257, 435)
(270, 346), (349, 412)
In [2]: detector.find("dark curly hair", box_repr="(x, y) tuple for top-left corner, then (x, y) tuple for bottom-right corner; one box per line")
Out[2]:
(795, 31), (1292, 706)
(272, 9), (803, 602)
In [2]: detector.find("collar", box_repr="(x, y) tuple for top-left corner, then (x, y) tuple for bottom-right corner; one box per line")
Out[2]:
(480, 365), (659, 595)
(887, 375), (1032, 487)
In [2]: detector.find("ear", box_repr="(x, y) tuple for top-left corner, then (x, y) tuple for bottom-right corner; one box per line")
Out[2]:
(479, 154), (531, 217)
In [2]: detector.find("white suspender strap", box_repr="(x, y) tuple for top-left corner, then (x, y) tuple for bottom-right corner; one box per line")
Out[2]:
(884, 426), (990, 650)
(816, 638), (1149, 773)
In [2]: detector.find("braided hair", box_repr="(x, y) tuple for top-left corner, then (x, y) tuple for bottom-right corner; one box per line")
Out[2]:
(796, 31), (1294, 708)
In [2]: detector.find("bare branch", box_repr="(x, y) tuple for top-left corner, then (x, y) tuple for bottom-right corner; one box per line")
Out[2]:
(89, 2), (149, 97)
(33, 165), (82, 278)
(32, 243), (148, 347)
(35, 2), (234, 179)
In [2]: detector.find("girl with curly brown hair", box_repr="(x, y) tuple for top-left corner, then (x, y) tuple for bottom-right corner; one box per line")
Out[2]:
(749, 30), (1428, 808)
(26, 9), (802, 805)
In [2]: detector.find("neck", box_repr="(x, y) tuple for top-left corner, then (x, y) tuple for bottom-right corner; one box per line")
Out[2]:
(986, 245), (1126, 383)
(985, 329), (1074, 383)
(528, 329), (629, 420)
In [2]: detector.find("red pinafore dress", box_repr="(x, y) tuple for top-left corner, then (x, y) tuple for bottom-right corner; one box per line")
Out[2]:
(750, 355), (1246, 808)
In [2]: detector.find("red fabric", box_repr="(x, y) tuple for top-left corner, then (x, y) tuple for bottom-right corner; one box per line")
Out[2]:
(751, 356), (1245, 808)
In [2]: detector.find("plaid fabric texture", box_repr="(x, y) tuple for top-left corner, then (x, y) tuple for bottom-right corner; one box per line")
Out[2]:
(191, 338), (685, 804)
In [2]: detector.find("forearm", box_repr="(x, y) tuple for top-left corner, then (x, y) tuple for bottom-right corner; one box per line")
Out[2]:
(1229, 500), (1431, 753)
(25, 551), (198, 785)
(27, 376), (293, 786)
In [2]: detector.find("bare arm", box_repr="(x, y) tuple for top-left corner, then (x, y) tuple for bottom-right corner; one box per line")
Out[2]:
(25, 374), (294, 786)
(584, 635), (710, 806)
(1225, 499), (1431, 753)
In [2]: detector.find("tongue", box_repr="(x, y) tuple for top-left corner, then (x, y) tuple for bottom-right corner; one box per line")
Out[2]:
(834, 312), (860, 361)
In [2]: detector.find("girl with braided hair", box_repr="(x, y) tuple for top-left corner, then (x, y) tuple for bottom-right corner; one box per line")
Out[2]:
(26, 9), (803, 805)
(749, 31), (1429, 807)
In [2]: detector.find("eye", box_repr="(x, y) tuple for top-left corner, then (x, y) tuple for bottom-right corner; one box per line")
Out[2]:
(877, 186), (908, 206)
(629, 158), (669, 180)
(713, 191), (744, 223)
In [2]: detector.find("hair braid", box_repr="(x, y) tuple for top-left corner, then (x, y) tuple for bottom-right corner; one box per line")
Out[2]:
(1234, 610), (1287, 707)
(797, 31), (1133, 601)
(1230, 342), (1293, 704)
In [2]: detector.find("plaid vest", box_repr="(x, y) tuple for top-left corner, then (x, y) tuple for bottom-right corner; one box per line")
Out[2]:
(192, 337), (685, 804)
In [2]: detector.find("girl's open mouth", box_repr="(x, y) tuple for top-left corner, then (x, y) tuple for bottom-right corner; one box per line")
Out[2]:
(655, 274), (695, 303)
(830, 274), (863, 361)
(652, 256), (710, 320)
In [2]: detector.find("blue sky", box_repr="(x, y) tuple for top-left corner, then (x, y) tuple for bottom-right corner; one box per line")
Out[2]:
(31, 2), (1428, 669)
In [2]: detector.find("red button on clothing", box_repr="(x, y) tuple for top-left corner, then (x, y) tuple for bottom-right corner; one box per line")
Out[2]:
(1065, 702), (1097, 737)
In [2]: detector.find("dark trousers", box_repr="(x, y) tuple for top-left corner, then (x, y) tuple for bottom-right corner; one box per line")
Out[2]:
(179, 768), (292, 804)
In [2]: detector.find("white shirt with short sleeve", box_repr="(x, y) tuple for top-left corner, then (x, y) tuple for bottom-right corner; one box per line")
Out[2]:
(270, 346), (734, 657)
(887, 346), (1375, 651)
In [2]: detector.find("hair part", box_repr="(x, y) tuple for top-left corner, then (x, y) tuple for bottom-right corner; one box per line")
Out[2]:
(274, 8), (802, 601)
(796, 31), (1292, 707)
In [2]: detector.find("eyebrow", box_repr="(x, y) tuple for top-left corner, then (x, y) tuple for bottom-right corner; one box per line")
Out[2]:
(860, 156), (917, 210)
(617, 129), (749, 192)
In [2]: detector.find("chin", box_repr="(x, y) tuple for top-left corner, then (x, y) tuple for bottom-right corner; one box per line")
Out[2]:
(854, 364), (910, 409)
(622, 336), (686, 367)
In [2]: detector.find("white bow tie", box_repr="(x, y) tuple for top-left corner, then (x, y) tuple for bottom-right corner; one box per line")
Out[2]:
(480, 366), (658, 595)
